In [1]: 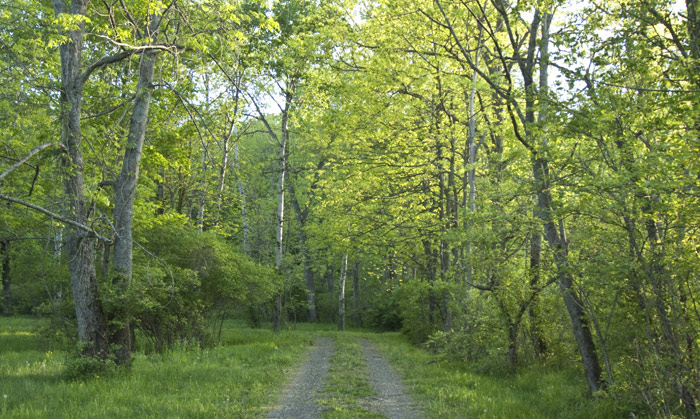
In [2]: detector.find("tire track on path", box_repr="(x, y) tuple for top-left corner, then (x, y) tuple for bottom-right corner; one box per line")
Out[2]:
(268, 337), (335, 419)
(361, 339), (424, 419)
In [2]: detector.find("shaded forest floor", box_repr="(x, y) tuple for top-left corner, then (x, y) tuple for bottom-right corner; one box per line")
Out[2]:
(0, 317), (619, 418)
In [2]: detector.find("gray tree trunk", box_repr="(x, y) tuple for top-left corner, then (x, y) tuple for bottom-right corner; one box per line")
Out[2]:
(465, 33), (481, 286)
(197, 153), (207, 233)
(52, 0), (109, 359)
(436, 1), (603, 393)
(529, 11), (602, 394)
(111, 39), (158, 364)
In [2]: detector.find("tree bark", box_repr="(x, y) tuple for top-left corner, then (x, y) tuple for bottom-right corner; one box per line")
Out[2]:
(528, 226), (547, 359)
(338, 252), (348, 331)
(53, 0), (108, 359)
(111, 29), (159, 365)
(272, 91), (291, 332)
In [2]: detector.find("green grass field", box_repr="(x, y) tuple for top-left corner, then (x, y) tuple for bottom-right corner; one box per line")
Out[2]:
(0, 317), (619, 418)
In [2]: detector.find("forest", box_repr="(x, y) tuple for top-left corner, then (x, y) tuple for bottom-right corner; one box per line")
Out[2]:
(0, 0), (699, 416)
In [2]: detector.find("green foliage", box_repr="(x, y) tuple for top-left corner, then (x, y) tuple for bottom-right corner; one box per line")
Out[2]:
(394, 280), (454, 344)
(365, 288), (402, 332)
(62, 350), (116, 381)
(105, 219), (281, 352)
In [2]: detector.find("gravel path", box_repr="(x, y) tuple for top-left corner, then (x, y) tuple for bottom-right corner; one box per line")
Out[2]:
(361, 339), (424, 419)
(269, 337), (422, 419)
(268, 337), (335, 419)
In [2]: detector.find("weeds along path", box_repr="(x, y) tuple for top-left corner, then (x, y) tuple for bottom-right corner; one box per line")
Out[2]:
(361, 339), (424, 419)
(268, 336), (335, 419)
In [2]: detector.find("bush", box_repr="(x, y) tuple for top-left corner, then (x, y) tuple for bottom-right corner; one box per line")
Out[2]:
(125, 219), (279, 351)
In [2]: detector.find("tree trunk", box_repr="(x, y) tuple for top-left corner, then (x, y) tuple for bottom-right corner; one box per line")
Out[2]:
(273, 92), (291, 332)
(111, 36), (158, 365)
(197, 152), (207, 232)
(464, 37), (480, 286)
(508, 321), (519, 371)
(1, 240), (10, 316)
(54, 227), (63, 259)
(289, 181), (317, 322)
(233, 142), (250, 254)
(338, 252), (348, 331)
(53, 0), (108, 359)
(528, 226), (547, 359)
(352, 261), (361, 326)
(533, 159), (603, 393)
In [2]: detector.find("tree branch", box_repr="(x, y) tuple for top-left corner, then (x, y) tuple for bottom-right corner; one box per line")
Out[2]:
(0, 142), (65, 182)
(0, 193), (111, 242)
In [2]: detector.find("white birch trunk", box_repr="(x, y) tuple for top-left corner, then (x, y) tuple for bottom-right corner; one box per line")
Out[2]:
(338, 252), (348, 331)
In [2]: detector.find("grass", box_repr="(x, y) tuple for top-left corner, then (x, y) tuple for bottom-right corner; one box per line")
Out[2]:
(0, 317), (621, 418)
(320, 334), (383, 418)
(367, 332), (621, 419)
(0, 317), (312, 418)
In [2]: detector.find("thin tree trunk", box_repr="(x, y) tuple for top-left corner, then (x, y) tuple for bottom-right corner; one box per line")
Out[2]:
(197, 152), (207, 232)
(273, 93), (291, 332)
(528, 226), (547, 359)
(508, 321), (519, 370)
(531, 10), (602, 394)
(338, 252), (348, 331)
(233, 142), (249, 254)
(1, 240), (10, 316)
(465, 43), (480, 287)
(288, 181), (318, 322)
(353, 261), (361, 326)
(213, 91), (240, 228)
(54, 227), (63, 259)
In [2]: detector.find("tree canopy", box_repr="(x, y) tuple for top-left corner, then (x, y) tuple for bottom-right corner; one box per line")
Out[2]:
(1, 0), (698, 415)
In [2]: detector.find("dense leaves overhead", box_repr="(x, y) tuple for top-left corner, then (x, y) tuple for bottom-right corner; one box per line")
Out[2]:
(0, 0), (698, 415)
